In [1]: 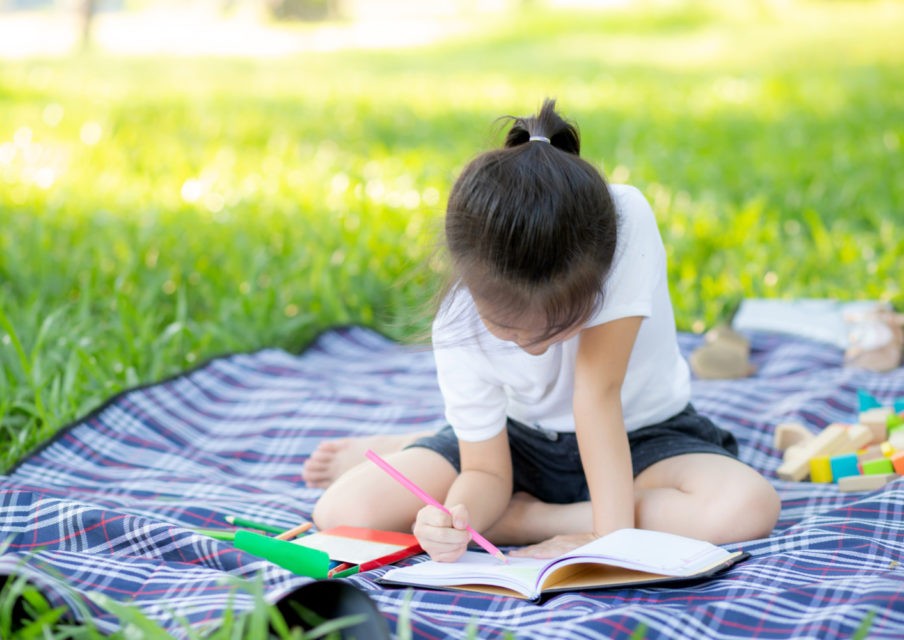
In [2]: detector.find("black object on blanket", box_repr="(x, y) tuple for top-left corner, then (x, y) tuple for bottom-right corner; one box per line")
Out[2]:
(275, 581), (391, 639)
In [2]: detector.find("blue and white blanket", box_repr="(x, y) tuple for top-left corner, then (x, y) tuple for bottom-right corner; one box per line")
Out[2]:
(1, 327), (902, 638)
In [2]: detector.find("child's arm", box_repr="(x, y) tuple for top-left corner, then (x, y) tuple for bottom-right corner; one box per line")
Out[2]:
(573, 316), (643, 536)
(514, 316), (642, 558)
(413, 429), (513, 562)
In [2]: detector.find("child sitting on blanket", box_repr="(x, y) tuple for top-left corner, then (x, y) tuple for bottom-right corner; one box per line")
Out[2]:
(305, 100), (780, 561)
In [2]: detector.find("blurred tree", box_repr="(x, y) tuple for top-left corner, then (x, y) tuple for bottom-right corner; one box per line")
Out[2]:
(264, 0), (341, 21)
(78, 0), (96, 50)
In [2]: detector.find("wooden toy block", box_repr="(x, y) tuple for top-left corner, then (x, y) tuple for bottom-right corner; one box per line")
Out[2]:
(861, 457), (894, 475)
(830, 453), (860, 482)
(881, 441), (896, 457)
(888, 413), (904, 433)
(838, 473), (899, 493)
(776, 424), (849, 481)
(857, 445), (884, 461)
(845, 424), (873, 450)
(859, 407), (891, 443)
(773, 422), (814, 451)
(889, 429), (904, 451)
(892, 452), (904, 475)
(809, 456), (833, 483)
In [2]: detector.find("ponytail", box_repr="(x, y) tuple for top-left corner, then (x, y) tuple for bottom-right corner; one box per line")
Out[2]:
(444, 98), (617, 343)
(503, 98), (581, 156)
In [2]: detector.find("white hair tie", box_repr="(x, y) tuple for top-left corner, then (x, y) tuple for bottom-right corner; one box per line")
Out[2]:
(528, 135), (551, 143)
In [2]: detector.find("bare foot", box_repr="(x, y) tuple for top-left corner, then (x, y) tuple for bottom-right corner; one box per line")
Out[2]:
(485, 492), (592, 546)
(302, 432), (431, 488)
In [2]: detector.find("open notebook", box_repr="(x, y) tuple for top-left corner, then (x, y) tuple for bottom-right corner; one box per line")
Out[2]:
(380, 528), (748, 601)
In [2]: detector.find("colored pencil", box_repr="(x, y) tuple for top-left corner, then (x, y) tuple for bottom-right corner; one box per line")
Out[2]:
(275, 521), (313, 540)
(327, 543), (426, 578)
(327, 561), (355, 578)
(364, 449), (507, 563)
(330, 564), (360, 579)
(193, 528), (236, 541)
(224, 515), (285, 535)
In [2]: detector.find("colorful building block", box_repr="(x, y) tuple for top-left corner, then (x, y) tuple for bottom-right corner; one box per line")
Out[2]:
(838, 473), (899, 493)
(892, 452), (904, 475)
(777, 424), (849, 481)
(858, 389), (883, 411)
(829, 453), (860, 482)
(809, 456), (833, 483)
(888, 412), (904, 433)
(860, 457), (894, 475)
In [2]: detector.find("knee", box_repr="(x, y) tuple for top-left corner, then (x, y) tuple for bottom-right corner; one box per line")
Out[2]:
(312, 494), (365, 531)
(708, 477), (781, 543)
(312, 487), (398, 532)
(311, 494), (343, 531)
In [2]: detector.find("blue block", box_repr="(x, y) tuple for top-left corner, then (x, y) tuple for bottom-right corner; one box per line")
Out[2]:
(858, 390), (882, 412)
(830, 453), (860, 483)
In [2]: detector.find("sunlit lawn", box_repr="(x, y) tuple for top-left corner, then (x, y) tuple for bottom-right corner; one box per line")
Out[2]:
(1, 1), (903, 475)
(1, 0), (903, 635)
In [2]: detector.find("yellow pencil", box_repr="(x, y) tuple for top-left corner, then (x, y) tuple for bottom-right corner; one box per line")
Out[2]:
(275, 521), (313, 540)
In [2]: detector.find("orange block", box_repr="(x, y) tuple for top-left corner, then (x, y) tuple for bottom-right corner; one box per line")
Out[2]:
(892, 452), (904, 475)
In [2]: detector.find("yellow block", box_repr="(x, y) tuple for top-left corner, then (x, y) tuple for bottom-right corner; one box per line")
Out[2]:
(809, 456), (833, 483)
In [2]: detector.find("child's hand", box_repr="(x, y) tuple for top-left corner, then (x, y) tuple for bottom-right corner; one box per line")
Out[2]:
(508, 532), (597, 559)
(413, 503), (472, 563)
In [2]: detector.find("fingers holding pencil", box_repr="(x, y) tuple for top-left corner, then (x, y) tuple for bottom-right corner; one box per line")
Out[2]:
(364, 449), (506, 563)
(414, 503), (473, 563)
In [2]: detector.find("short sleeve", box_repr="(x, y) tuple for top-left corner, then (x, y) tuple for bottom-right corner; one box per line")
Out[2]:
(432, 292), (509, 442)
(587, 185), (665, 327)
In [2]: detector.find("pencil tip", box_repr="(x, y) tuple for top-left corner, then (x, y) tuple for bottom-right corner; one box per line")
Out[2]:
(224, 515), (235, 524)
(496, 552), (508, 563)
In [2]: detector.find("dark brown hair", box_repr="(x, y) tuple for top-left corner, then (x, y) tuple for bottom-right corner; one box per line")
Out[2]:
(442, 98), (617, 344)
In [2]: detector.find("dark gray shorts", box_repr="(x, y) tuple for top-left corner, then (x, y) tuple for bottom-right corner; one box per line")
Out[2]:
(405, 404), (738, 504)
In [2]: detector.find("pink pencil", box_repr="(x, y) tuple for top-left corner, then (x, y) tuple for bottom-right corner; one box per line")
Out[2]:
(365, 449), (507, 563)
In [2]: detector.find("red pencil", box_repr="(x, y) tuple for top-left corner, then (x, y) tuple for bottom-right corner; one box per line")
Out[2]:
(328, 543), (425, 578)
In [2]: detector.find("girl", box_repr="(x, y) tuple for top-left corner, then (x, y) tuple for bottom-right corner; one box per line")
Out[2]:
(307, 100), (780, 561)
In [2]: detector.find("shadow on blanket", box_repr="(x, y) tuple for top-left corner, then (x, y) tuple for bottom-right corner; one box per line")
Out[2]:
(1, 326), (902, 639)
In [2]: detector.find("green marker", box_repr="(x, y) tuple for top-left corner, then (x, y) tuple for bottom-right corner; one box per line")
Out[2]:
(234, 530), (330, 578)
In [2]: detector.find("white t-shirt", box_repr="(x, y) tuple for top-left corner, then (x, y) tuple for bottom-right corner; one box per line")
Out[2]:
(432, 184), (691, 442)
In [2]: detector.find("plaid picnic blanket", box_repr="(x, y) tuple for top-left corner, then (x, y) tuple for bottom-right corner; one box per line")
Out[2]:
(1, 326), (902, 638)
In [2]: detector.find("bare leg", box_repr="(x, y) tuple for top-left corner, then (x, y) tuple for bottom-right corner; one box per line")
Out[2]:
(632, 453), (780, 544)
(485, 454), (780, 547)
(312, 447), (458, 532)
(302, 431), (433, 488)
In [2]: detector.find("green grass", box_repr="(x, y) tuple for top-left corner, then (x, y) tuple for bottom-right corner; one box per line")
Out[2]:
(2, 0), (902, 471)
(0, 559), (368, 639)
(0, 1), (902, 633)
